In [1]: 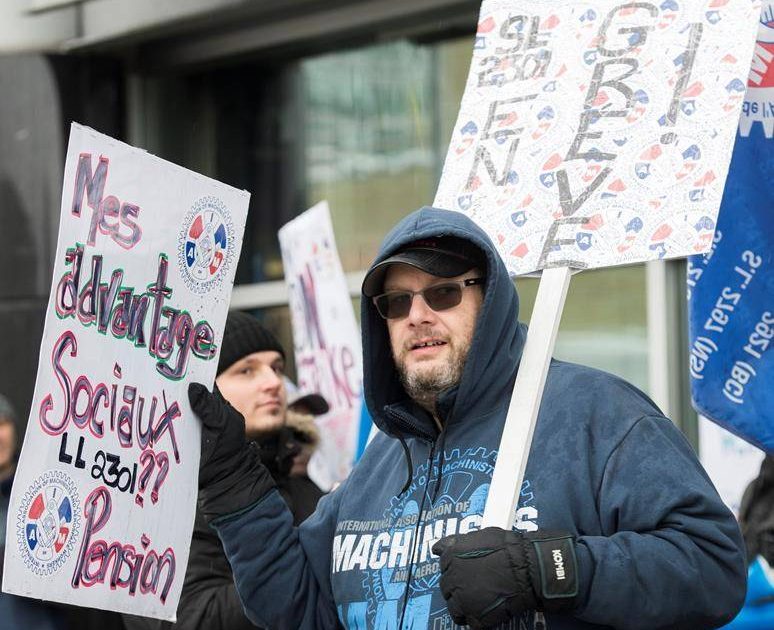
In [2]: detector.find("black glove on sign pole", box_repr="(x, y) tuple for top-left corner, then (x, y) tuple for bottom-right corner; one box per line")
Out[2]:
(432, 528), (578, 629)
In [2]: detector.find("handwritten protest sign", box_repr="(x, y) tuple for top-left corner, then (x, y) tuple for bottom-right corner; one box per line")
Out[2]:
(2, 124), (249, 620)
(433, 0), (761, 529)
(279, 202), (363, 490)
(435, 0), (761, 275)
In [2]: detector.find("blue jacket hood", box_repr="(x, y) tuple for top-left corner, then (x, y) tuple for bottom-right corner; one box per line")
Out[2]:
(361, 206), (527, 438)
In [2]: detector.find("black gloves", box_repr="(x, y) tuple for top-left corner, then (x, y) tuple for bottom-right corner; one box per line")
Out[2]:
(189, 383), (276, 523)
(432, 527), (578, 629)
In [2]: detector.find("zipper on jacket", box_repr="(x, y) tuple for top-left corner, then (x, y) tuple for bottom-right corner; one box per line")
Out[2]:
(397, 437), (436, 630)
(385, 405), (452, 628)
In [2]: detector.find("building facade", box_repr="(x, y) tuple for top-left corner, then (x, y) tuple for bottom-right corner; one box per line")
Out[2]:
(0, 0), (693, 442)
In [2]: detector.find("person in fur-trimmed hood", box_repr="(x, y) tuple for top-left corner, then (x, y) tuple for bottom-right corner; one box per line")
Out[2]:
(188, 206), (745, 630)
(285, 408), (321, 479)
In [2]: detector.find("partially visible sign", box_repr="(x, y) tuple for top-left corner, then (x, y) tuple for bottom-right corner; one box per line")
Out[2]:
(699, 416), (764, 515)
(2, 124), (249, 620)
(434, 0), (760, 275)
(688, 7), (774, 451)
(279, 202), (363, 489)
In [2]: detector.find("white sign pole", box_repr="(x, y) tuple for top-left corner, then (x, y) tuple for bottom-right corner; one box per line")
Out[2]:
(482, 266), (571, 528)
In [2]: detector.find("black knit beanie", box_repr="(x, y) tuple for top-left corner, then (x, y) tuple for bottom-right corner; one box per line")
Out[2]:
(217, 311), (285, 376)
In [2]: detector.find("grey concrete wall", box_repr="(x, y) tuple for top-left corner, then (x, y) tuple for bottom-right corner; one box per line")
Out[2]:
(0, 0), (76, 52)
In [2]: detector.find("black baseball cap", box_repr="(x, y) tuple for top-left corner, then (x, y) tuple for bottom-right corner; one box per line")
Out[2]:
(362, 236), (486, 297)
(289, 393), (330, 416)
(284, 377), (330, 415)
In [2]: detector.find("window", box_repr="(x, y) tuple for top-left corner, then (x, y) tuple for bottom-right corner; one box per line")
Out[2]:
(303, 40), (439, 271)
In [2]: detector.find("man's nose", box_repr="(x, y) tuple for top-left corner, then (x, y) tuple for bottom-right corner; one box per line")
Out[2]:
(407, 291), (436, 325)
(259, 367), (283, 391)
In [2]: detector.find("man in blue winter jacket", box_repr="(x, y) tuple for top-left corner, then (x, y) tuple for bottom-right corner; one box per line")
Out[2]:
(189, 206), (746, 629)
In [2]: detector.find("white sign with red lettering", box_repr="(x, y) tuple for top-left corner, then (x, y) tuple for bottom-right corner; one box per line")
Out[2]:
(279, 201), (363, 490)
(2, 124), (249, 620)
(435, 0), (761, 275)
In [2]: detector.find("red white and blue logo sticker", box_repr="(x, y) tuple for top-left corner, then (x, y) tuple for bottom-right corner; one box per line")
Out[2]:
(178, 196), (235, 295)
(16, 470), (80, 576)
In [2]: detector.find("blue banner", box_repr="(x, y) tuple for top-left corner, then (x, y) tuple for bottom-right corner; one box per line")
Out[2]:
(355, 397), (373, 463)
(687, 22), (774, 451)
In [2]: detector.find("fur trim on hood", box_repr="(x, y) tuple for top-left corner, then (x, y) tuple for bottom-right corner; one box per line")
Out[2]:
(285, 410), (320, 448)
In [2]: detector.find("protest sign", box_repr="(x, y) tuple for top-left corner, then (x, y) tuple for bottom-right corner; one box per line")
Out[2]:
(279, 201), (363, 490)
(435, 0), (761, 276)
(2, 124), (249, 620)
(687, 9), (774, 451)
(433, 0), (760, 528)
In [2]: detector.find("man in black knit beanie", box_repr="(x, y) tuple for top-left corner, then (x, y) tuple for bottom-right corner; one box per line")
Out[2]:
(214, 311), (324, 521)
(124, 311), (323, 630)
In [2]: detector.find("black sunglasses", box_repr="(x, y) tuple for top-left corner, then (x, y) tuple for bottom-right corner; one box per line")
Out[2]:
(372, 277), (485, 320)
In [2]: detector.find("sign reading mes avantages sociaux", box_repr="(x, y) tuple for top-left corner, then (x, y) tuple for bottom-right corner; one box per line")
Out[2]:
(2, 124), (249, 621)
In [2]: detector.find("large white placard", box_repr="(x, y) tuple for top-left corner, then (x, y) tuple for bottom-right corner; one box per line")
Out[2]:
(279, 202), (363, 490)
(435, 0), (761, 275)
(2, 124), (249, 620)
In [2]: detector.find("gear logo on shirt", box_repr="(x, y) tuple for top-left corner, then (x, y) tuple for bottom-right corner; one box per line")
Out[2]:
(16, 470), (80, 576)
(334, 446), (542, 629)
(178, 196), (235, 294)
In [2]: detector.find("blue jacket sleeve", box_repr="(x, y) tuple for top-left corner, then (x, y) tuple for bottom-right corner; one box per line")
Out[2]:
(212, 484), (345, 630)
(573, 415), (746, 629)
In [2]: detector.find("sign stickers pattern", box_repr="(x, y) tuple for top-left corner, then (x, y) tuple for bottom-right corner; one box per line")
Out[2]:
(434, 0), (761, 275)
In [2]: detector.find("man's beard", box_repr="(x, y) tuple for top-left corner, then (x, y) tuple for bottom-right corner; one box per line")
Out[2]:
(395, 341), (470, 412)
